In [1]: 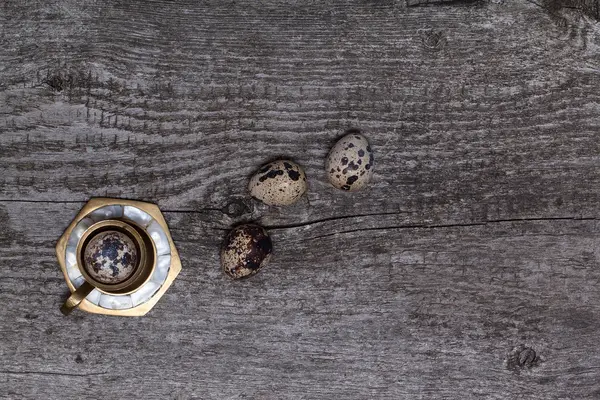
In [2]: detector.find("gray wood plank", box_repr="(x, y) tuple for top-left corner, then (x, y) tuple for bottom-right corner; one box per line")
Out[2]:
(2, 0), (600, 398)
(2, 202), (600, 399)
(1, 0), (599, 229)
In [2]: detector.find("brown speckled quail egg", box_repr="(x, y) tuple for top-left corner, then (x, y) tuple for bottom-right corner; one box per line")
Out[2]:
(248, 160), (308, 206)
(221, 224), (273, 279)
(326, 132), (374, 191)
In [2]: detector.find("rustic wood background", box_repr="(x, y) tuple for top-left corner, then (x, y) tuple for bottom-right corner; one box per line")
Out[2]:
(2, 0), (600, 398)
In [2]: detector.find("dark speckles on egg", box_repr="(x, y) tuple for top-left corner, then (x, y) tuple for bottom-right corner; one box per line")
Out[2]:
(83, 231), (138, 284)
(258, 169), (284, 182)
(325, 132), (374, 191)
(249, 160), (308, 206)
(221, 224), (273, 279)
(287, 170), (300, 181)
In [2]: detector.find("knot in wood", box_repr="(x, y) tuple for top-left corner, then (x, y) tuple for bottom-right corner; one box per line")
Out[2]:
(44, 75), (67, 92)
(518, 347), (536, 368)
(507, 345), (539, 372)
(420, 29), (446, 51)
(222, 198), (251, 218)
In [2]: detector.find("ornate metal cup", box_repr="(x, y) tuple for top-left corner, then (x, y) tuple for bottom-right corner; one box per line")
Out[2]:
(56, 198), (181, 316)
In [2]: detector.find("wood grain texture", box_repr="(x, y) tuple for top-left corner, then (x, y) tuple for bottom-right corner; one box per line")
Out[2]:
(2, 0), (600, 398)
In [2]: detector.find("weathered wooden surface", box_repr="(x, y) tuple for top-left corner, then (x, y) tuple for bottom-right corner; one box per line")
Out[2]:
(2, 0), (600, 398)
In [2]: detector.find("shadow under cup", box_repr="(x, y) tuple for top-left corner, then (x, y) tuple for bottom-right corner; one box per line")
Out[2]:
(76, 219), (156, 295)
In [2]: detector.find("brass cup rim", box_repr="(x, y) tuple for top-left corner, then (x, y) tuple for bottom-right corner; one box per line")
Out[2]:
(76, 219), (156, 295)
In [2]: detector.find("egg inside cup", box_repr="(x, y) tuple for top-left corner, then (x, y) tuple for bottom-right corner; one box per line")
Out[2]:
(76, 219), (156, 295)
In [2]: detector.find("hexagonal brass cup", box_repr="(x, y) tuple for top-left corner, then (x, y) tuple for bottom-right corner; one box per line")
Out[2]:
(56, 198), (182, 316)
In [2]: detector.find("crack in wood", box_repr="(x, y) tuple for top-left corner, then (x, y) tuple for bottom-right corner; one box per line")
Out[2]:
(302, 216), (600, 240)
(0, 199), (86, 205)
(407, 0), (483, 6)
(262, 212), (410, 230)
(0, 370), (108, 378)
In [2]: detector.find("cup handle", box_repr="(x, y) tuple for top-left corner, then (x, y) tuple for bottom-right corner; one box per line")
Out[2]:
(60, 281), (94, 316)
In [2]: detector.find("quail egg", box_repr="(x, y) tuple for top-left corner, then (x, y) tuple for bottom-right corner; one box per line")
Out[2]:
(249, 160), (308, 206)
(326, 132), (374, 191)
(221, 224), (273, 279)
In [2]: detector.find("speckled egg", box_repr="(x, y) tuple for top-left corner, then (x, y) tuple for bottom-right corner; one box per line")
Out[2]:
(221, 224), (273, 279)
(326, 132), (374, 191)
(248, 160), (308, 206)
(83, 230), (139, 284)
